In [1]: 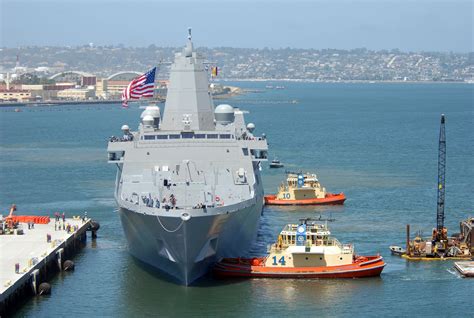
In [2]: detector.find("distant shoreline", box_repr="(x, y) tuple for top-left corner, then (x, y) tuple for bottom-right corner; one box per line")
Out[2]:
(1, 80), (470, 108)
(0, 99), (125, 108)
(220, 78), (474, 84)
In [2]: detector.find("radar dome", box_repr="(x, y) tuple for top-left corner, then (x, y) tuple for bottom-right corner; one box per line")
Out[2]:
(214, 104), (235, 124)
(121, 125), (130, 131)
(140, 106), (160, 128)
(140, 106), (160, 119)
(247, 123), (255, 132)
(142, 115), (154, 126)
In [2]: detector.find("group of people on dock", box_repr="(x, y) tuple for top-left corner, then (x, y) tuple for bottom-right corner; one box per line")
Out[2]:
(54, 212), (65, 223)
(54, 212), (67, 231)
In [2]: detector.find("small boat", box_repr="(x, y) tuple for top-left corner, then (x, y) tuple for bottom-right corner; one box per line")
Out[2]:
(214, 219), (385, 279)
(389, 245), (406, 256)
(454, 261), (474, 277)
(269, 158), (284, 168)
(264, 172), (345, 205)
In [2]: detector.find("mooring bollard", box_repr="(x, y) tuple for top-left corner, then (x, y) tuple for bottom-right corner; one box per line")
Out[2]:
(63, 260), (75, 271)
(90, 220), (100, 239)
(46, 234), (51, 243)
(15, 263), (20, 274)
(38, 282), (51, 295)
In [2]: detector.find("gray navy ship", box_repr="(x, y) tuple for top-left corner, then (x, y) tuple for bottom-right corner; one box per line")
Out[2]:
(107, 29), (268, 285)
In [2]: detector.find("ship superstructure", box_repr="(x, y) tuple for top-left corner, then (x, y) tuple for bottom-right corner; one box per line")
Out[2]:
(107, 29), (268, 285)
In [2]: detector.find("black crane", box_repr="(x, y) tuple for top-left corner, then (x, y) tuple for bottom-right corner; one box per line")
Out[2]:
(436, 114), (446, 241)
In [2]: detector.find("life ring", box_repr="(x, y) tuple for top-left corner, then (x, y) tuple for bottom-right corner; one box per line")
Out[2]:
(215, 196), (221, 202)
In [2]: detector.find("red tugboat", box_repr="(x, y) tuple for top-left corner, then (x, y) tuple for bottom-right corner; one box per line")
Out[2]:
(214, 219), (385, 279)
(264, 172), (345, 205)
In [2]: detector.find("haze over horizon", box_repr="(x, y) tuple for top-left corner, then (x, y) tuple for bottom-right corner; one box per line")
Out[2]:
(1, 0), (473, 52)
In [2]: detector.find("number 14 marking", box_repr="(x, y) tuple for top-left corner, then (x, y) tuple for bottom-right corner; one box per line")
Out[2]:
(272, 256), (286, 266)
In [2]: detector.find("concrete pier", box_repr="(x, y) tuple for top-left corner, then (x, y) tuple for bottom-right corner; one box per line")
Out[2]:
(0, 217), (93, 315)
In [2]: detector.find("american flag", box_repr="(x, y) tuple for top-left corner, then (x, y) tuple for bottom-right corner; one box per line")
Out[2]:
(121, 67), (156, 108)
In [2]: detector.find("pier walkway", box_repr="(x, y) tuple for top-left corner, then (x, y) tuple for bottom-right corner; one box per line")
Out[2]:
(0, 218), (91, 307)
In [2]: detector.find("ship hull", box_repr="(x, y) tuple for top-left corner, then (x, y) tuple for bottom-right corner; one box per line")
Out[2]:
(118, 198), (262, 285)
(214, 256), (385, 279)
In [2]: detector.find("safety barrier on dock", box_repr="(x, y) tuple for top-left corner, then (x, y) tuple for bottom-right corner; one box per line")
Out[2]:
(0, 217), (97, 316)
(401, 254), (471, 261)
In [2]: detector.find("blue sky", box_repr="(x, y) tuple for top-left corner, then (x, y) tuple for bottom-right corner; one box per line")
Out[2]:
(1, 0), (472, 52)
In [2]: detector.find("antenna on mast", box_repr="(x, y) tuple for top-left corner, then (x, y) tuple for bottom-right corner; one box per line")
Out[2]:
(184, 27), (193, 57)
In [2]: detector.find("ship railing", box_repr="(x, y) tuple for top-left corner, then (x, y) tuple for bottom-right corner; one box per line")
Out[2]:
(109, 135), (133, 143)
(274, 236), (351, 251)
(323, 238), (352, 251)
(120, 193), (256, 213)
(139, 133), (236, 141)
(236, 136), (266, 141)
(341, 244), (354, 254)
(329, 238), (343, 249)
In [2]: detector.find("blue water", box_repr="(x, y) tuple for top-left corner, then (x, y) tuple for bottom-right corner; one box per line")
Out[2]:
(1, 83), (472, 317)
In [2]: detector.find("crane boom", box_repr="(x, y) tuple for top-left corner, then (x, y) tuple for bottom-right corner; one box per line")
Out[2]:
(7, 204), (16, 218)
(436, 114), (446, 236)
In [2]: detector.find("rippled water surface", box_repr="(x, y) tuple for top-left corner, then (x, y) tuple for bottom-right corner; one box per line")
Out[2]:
(1, 82), (472, 317)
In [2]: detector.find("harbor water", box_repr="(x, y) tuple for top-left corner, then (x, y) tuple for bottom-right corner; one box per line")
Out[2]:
(0, 82), (472, 317)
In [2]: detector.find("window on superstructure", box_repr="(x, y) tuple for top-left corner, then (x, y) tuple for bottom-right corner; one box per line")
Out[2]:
(181, 132), (194, 139)
(207, 134), (218, 139)
(219, 134), (231, 139)
(195, 134), (206, 139)
(169, 134), (180, 139)
(156, 135), (168, 139)
(242, 148), (249, 156)
(144, 135), (155, 140)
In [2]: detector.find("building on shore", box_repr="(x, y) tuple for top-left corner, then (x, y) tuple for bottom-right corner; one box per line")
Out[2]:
(104, 80), (129, 98)
(57, 88), (95, 100)
(19, 83), (76, 101)
(0, 89), (31, 102)
(95, 79), (108, 99)
(96, 78), (168, 99)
